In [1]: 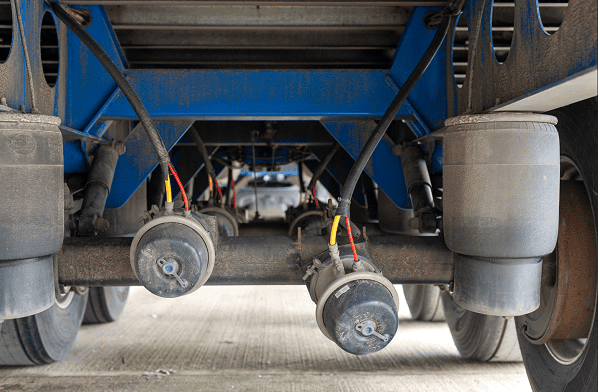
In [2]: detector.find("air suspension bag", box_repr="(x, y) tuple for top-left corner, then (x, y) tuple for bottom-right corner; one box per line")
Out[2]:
(0, 113), (63, 260)
(443, 113), (559, 316)
(0, 113), (63, 319)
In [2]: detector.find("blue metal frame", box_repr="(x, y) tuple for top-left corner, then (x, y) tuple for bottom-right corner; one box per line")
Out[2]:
(321, 121), (412, 209)
(106, 121), (193, 208)
(387, 6), (448, 133)
(59, 6), (448, 209)
(4, 1), (596, 211)
(65, 5), (125, 132)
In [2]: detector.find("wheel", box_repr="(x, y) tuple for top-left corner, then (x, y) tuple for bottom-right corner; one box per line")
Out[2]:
(198, 206), (239, 237)
(515, 98), (598, 392)
(402, 284), (444, 321)
(287, 209), (325, 237)
(0, 288), (88, 365)
(441, 291), (522, 362)
(83, 287), (130, 324)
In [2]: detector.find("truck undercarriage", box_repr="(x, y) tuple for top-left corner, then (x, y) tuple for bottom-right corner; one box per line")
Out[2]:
(0, 0), (596, 390)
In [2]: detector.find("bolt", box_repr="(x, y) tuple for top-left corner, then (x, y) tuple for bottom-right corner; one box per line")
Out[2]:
(165, 265), (173, 273)
(408, 216), (420, 230)
(392, 144), (403, 156)
(114, 142), (127, 155)
(95, 218), (110, 231)
(0, 97), (6, 105)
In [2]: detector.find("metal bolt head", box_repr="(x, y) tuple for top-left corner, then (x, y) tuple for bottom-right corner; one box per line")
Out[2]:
(114, 142), (127, 156)
(392, 144), (404, 156)
(408, 216), (420, 230)
(95, 218), (110, 231)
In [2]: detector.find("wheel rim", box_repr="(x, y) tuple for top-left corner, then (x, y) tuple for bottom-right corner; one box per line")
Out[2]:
(546, 157), (597, 366)
(55, 285), (75, 309)
(517, 156), (598, 365)
(199, 207), (239, 237)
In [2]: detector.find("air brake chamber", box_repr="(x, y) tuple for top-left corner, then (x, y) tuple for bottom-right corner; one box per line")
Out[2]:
(303, 241), (399, 355)
(130, 205), (217, 298)
(443, 113), (560, 316)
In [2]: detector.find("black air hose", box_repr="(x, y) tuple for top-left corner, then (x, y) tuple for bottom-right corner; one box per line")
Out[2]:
(336, 15), (451, 218)
(47, 1), (171, 180)
(305, 143), (339, 204)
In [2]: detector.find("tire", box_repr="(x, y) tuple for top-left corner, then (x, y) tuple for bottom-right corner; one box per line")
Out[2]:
(441, 291), (522, 362)
(516, 98), (598, 392)
(83, 287), (130, 324)
(402, 284), (445, 321)
(0, 290), (88, 365)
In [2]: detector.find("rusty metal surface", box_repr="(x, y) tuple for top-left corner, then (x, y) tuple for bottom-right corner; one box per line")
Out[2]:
(0, 1), (57, 116)
(547, 180), (596, 340)
(457, 0), (597, 115)
(58, 237), (138, 286)
(518, 181), (597, 344)
(369, 235), (453, 284)
(58, 235), (454, 286)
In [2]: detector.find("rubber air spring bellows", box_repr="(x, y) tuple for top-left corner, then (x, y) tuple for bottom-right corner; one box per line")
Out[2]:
(0, 113), (64, 319)
(443, 113), (560, 316)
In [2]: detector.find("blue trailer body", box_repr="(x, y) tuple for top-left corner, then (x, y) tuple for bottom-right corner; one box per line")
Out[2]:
(0, 0), (596, 209)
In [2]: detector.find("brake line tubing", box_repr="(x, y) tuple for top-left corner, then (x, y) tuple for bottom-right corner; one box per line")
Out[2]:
(47, 1), (175, 198)
(330, 14), (451, 247)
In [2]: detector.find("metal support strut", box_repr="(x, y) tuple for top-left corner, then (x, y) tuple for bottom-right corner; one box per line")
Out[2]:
(57, 235), (454, 286)
(78, 145), (123, 235)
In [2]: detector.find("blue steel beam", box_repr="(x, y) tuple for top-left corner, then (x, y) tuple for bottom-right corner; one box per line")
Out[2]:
(304, 158), (366, 207)
(388, 6), (448, 132)
(106, 121), (194, 209)
(94, 69), (416, 120)
(64, 5), (126, 132)
(71, 7), (448, 133)
(320, 120), (411, 209)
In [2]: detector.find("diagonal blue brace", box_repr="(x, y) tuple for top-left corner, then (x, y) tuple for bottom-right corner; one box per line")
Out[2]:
(64, 5), (127, 131)
(388, 6), (448, 133)
(106, 121), (194, 209)
(320, 121), (411, 210)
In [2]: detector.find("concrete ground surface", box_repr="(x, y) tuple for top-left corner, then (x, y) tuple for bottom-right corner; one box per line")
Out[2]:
(0, 285), (531, 392)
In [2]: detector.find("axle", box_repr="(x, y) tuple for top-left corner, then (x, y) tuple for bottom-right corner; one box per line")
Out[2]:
(57, 235), (454, 287)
